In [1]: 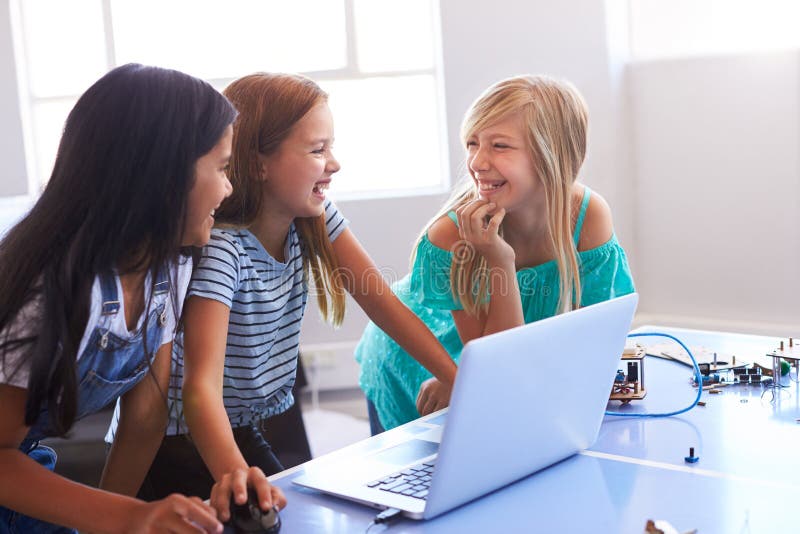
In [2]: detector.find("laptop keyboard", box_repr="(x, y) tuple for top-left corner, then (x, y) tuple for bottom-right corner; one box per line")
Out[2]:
(366, 460), (436, 500)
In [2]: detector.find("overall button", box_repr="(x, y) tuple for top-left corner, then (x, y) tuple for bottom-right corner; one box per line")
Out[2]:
(98, 332), (109, 350)
(158, 310), (167, 326)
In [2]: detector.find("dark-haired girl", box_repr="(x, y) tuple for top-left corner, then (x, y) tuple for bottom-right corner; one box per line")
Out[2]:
(0, 63), (236, 533)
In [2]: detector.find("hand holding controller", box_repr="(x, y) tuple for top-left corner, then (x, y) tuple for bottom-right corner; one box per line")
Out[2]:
(224, 488), (281, 534)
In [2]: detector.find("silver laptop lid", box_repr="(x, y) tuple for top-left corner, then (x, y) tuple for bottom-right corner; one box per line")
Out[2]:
(424, 293), (638, 518)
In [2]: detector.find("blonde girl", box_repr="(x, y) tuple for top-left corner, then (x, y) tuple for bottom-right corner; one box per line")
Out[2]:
(356, 75), (635, 432)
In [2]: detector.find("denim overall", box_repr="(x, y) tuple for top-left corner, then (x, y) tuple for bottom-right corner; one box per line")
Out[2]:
(0, 270), (170, 534)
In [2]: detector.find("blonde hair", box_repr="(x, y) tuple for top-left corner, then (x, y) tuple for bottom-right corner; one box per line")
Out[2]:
(415, 75), (588, 316)
(219, 73), (346, 325)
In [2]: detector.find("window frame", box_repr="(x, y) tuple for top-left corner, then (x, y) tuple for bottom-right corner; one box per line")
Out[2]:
(10, 0), (451, 200)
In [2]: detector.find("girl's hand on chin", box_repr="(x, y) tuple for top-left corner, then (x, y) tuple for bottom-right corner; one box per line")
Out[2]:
(456, 200), (514, 267)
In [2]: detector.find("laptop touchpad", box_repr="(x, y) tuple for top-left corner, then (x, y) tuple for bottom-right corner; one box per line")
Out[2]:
(371, 439), (439, 465)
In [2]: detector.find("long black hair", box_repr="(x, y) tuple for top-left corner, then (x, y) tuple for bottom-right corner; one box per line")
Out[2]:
(0, 63), (236, 435)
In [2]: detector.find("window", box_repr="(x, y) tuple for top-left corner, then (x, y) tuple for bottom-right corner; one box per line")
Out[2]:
(628, 0), (800, 61)
(11, 0), (448, 198)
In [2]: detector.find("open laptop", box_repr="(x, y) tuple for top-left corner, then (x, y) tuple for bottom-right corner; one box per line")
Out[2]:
(293, 293), (638, 519)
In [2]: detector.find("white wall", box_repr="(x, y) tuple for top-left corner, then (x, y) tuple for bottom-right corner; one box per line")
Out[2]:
(629, 51), (800, 334)
(0, 0), (28, 197)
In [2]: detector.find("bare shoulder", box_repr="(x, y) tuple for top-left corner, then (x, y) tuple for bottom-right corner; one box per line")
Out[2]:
(576, 186), (614, 251)
(427, 214), (460, 252)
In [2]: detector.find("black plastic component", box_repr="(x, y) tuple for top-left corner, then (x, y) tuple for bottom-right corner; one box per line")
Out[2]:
(224, 489), (281, 534)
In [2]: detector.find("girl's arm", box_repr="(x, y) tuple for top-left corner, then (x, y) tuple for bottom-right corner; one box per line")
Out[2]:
(332, 229), (458, 389)
(180, 296), (286, 520)
(100, 342), (172, 496)
(181, 296), (244, 480)
(430, 201), (524, 346)
(0, 384), (221, 533)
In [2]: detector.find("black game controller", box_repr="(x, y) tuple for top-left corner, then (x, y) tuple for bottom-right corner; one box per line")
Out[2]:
(223, 489), (281, 534)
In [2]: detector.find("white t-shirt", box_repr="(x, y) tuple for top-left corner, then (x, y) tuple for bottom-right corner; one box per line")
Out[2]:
(0, 258), (193, 388)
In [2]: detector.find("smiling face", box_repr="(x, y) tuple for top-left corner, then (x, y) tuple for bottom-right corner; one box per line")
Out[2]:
(183, 124), (233, 246)
(259, 102), (340, 221)
(466, 113), (542, 212)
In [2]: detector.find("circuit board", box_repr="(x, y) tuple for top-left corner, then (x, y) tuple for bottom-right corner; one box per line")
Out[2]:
(645, 343), (748, 371)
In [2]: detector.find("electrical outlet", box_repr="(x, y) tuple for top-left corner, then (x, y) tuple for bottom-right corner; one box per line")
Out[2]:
(302, 349), (338, 368)
(300, 342), (361, 391)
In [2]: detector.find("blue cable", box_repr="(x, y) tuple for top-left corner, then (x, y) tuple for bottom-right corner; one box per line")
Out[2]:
(605, 332), (703, 418)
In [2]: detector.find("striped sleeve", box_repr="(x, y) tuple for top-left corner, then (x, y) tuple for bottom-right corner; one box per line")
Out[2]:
(324, 201), (349, 242)
(187, 231), (241, 308)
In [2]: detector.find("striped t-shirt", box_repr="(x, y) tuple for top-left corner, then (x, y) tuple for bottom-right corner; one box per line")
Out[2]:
(165, 200), (348, 434)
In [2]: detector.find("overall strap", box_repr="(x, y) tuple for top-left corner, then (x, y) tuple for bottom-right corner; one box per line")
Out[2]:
(153, 265), (170, 296)
(151, 266), (171, 331)
(99, 272), (120, 316)
(572, 186), (592, 246)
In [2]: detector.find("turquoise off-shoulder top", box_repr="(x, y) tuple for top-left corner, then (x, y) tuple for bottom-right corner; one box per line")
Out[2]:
(355, 187), (635, 430)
